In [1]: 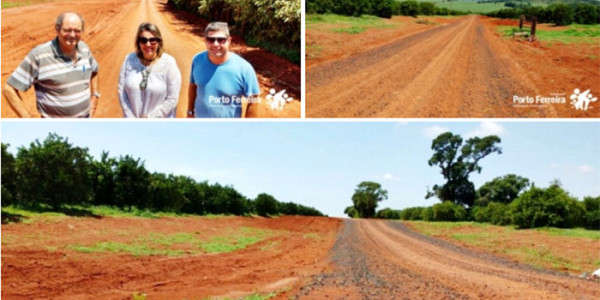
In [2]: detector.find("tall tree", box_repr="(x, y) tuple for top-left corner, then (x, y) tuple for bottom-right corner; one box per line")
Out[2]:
(114, 155), (151, 211)
(15, 133), (93, 209)
(476, 174), (530, 206)
(351, 181), (388, 218)
(90, 151), (117, 206)
(254, 193), (279, 217)
(427, 132), (502, 207)
(1, 143), (17, 205)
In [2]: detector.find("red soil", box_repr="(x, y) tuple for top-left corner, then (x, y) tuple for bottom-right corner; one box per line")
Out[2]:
(1, 0), (300, 118)
(306, 15), (600, 118)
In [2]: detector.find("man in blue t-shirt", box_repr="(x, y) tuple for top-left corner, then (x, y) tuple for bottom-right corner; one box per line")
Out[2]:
(187, 22), (260, 118)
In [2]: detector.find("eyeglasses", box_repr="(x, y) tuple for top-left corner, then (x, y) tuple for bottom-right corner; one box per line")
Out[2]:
(138, 37), (160, 45)
(140, 69), (149, 91)
(206, 37), (228, 44)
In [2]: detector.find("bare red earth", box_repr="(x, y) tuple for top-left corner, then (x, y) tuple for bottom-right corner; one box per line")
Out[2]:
(306, 15), (600, 118)
(1, 0), (300, 118)
(2, 215), (340, 299)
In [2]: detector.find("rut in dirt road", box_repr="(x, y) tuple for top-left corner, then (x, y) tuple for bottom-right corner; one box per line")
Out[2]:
(297, 219), (599, 299)
(306, 16), (549, 118)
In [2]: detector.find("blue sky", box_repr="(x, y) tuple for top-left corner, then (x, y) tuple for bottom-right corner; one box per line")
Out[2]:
(1, 121), (598, 217)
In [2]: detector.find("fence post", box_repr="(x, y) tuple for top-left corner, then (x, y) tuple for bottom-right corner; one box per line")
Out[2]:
(531, 17), (537, 38)
(519, 15), (524, 31)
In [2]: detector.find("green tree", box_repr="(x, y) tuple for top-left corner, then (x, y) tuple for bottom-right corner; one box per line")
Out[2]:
(254, 193), (280, 217)
(376, 207), (401, 219)
(344, 205), (360, 218)
(14, 133), (93, 209)
(573, 4), (599, 25)
(90, 151), (117, 206)
(1, 143), (17, 206)
(373, 0), (394, 18)
(476, 174), (530, 206)
(549, 3), (574, 26)
(582, 196), (600, 230)
(351, 181), (388, 218)
(114, 155), (151, 211)
(427, 132), (502, 207)
(400, 0), (420, 17)
(432, 201), (467, 221)
(471, 202), (512, 225)
(511, 181), (584, 229)
(400, 207), (425, 220)
(419, 2), (436, 15)
(148, 173), (188, 212)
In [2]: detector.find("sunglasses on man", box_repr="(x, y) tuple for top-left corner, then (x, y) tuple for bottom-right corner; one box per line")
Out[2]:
(206, 37), (228, 44)
(138, 37), (160, 45)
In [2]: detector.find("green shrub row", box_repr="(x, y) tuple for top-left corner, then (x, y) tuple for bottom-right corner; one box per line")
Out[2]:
(307, 0), (466, 18)
(1, 134), (323, 218)
(487, 3), (600, 25)
(390, 184), (599, 230)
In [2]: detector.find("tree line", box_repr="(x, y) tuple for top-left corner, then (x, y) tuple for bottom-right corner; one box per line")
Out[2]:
(345, 132), (599, 230)
(1, 133), (323, 218)
(487, 3), (600, 25)
(307, 0), (466, 19)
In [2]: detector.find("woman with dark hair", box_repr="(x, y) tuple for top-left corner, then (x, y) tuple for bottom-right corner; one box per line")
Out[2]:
(118, 23), (181, 118)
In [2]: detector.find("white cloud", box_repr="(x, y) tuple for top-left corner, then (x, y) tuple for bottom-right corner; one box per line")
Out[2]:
(465, 121), (507, 138)
(375, 173), (403, 182)
(578, 165), (594, 173)
(423, 125), (449, 139)
(550, 162), (560, 169)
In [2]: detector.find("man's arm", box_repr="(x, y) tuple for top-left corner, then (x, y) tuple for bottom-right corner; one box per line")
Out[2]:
(187, 83), (197, 118)
(2, 83), (31, 118)
(90, 72), (99, 117)
(242, 95), (258, 118)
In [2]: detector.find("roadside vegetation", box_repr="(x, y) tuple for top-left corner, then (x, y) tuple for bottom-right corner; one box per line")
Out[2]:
(307, 0), (598, 26)
(405, 221), (600, 274)
(345, 131), (599, 231)
(1, 134), (323, 224)
(68, 226), (280, 257)
(306, 14), (396, 34)
(307, 0), (467, 18)
(499, 23), (600, 43)
(167, 0), (300, 64)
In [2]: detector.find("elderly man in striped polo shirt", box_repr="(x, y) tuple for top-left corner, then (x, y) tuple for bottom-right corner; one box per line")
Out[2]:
(2, 12), (99, 118)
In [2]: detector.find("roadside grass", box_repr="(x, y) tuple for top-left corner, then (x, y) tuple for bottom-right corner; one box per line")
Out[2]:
(306, 44), (324, 60)
(69, 226), (281, 257)
(306, 14), (395, 34)
(535, 227), (600, 239)
(498, 24), (600, 44)
(1, 204), (231, 224)
(1, 0), (56, 8)
(405, 221), (599, 274)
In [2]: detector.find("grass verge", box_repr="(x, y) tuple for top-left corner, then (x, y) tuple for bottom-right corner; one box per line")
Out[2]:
(306, 14), (395, 34)
(69, 227), (280, 257)
(498, 24), (600, 44)
(405, 221), (599, 274)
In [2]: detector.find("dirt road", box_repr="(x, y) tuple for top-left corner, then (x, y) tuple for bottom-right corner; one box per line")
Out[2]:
(297, 219), (599, 299)
(1, 0), (300, 118)
(306, 16), (596, 118)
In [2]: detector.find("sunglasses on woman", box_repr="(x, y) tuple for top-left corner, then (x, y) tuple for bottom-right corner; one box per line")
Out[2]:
(206, 37), (228, 44)
(138, 37), (160, 45)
